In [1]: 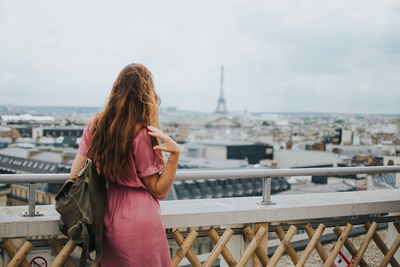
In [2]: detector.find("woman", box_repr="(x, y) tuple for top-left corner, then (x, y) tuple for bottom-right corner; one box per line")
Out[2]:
(69, 63), (180, 266)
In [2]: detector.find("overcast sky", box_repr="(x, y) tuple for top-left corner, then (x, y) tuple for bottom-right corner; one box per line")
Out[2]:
(0, 1), (399, 114)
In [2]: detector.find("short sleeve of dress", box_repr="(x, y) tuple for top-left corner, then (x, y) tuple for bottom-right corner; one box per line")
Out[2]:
(133, 129), (164, 179)
(78, 118), (94, 156)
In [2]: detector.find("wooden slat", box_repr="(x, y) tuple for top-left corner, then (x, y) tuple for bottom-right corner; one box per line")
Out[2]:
(350, 222), (378, 267)
(50, 240), (77, 267)
(243, 226), (269, 266)
(2, 240), (31, 267)
(172, 230), (201, 267)
(7, 241), (33, 267)
(171, 230), (198, 267)
(275, 225), (299, 265)
(253, 223), (269, 267)
(365, 222), (399, 267)
(267, 225), (297, 267)
(323, 223), (353, 267)
(48, 237), (77, 267)
(304, 223), (328, 263)
(203, 228), (234, 267)
(379, 233), (400, 267)
(209, 229), (237, 267)
(296, 224), (325, 267)
(334, 225), (368, 267)
(237, 226), (268, 267)
(394, 220), (400, 234)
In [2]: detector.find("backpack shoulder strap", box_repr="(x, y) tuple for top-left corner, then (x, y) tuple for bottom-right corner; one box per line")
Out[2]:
(88, 160), (107, 264)
(79, 223), (90, 267)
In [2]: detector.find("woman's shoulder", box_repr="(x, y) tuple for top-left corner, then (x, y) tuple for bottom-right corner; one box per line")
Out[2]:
(86, 114), (100, 129)
(79, 114), (99, 156)
(134, 125), (150, 142)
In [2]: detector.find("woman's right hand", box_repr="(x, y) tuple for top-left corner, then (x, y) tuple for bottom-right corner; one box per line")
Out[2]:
(147, 126), (181, 155)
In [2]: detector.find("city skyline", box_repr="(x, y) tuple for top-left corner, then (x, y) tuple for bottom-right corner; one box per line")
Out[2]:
(1, 104), (400, 116)
(1, 1), (400, 114)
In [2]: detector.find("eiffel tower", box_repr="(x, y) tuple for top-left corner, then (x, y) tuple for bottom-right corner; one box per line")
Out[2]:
(215, 65), (227, 114)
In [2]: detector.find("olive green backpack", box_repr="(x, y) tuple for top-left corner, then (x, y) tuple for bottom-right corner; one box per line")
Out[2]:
(55, 159), (107, 267)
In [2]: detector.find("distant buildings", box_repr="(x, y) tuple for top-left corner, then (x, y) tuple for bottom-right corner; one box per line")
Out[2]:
(0, 107), (399, 205)
(205, 117), (240, 128)
(0, 113), (83, 207)
(198, 142), (273, 164)
(273, 150), (342, 169)
(0, 146), (74, 174)
(1, 114), (54, 124)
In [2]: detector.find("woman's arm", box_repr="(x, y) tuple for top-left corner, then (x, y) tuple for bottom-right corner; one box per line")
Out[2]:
(69, 117), (93, 180)
(141, 126), (180, 199)
(69, 153), (88, 180)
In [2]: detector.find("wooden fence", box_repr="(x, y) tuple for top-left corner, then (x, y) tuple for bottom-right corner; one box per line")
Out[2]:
(2, 219), (400, 267)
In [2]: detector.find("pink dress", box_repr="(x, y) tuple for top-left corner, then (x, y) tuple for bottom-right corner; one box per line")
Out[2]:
(79, 119), (171, 267)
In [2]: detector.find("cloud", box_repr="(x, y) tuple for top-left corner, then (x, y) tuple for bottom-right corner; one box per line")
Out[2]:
(0, 0), (399, 114)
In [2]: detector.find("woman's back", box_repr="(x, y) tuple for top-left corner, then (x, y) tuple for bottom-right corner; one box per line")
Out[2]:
(79, 118), (163, 188)
(69, 63), (180, 266)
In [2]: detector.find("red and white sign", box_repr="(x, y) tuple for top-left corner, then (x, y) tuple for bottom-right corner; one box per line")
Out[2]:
(332, 245), (353, 267)
(30, 256), (47, 267)
(26, 249), (54, 267)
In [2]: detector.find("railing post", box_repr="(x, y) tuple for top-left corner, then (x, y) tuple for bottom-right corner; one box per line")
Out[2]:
(22, 183), (43, 217)
(259, 177), (275, 205)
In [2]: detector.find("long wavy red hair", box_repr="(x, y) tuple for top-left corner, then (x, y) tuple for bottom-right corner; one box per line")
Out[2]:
(87, 63), (160, 182)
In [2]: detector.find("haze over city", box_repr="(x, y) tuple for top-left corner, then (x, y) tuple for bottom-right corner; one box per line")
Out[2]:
(1, 0), (400, 114)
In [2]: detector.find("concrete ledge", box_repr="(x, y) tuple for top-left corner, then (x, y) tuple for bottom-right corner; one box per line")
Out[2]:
(0, 190), (399, 238)
(161, 189), (400, 228)
(0, 205), (60, 238)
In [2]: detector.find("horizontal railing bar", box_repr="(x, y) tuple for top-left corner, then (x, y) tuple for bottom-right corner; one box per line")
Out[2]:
(0, 166), (399, 184)
(174, 166), (400, 181)
(0, 173), (70, 184)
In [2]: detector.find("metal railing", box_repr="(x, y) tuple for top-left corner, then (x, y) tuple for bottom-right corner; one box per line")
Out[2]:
(1, 166), (400, 217)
